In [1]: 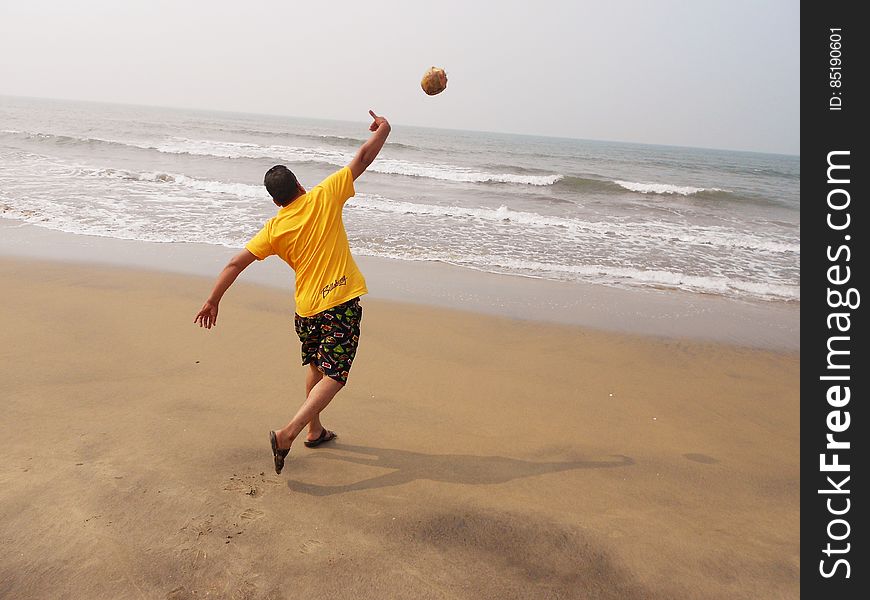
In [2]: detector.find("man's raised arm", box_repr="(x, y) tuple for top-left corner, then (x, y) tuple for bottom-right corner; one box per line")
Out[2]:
(348, 110), (391, 180)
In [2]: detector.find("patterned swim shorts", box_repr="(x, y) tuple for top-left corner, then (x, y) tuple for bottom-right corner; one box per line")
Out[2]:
(294, 297), (362, 385)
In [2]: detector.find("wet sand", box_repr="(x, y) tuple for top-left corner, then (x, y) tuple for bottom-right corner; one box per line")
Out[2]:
(0, 220), (800, 350)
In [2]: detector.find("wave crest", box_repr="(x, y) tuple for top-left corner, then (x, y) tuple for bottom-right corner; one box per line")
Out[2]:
(2, 129), (563, 186)
(613, 180), (724, 195)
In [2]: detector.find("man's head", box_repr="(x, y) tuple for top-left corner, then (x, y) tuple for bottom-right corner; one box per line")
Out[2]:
(264, 165), (303, 206)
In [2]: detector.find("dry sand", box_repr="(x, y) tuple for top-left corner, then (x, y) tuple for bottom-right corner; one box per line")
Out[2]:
(0, 259), (799, 599)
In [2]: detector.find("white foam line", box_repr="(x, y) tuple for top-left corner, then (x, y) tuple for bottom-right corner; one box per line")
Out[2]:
(4, 129), (563, 186)
(347, 195), (799, 254)
(613, 180), (725, 195)
(355, 248), (800, 301)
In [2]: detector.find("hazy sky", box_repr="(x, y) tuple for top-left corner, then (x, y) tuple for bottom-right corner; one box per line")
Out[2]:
(0, 0), (799, 154)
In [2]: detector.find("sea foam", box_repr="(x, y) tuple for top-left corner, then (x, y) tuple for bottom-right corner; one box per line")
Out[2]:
(613, 180), (724, 195)
(67, 165), (800, 255)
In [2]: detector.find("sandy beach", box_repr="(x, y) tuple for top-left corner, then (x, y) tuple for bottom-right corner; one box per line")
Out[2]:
(0, 258), (799, 599)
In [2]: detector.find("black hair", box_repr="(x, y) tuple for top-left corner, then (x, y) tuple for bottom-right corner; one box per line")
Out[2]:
(264, 165), (300, 206)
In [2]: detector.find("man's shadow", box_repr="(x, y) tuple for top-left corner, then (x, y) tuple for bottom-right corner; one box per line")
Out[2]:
(286, 444), (634, 496)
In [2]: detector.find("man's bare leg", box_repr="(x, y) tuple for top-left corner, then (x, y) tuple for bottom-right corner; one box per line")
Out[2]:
(275, 375), (343, 450)
(304, 363), (326, 441)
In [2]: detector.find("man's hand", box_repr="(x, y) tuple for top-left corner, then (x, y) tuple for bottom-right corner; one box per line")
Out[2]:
(369, 110), (389, 132)
(194, 300), (219, 329)
(349, 110), (392, 180)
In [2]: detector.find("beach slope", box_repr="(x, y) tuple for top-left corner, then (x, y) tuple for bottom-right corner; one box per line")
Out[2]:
(0, 259), (799, 599)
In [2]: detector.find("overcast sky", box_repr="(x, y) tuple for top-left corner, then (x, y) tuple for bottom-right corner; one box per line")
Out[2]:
(0, 0), (799, 154)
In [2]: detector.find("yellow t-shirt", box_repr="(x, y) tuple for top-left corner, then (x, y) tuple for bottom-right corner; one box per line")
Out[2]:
(245, 167), (367, 317)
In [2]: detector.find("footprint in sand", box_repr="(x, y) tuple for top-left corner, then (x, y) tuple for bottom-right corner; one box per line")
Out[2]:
(299, 539), (324, 554)
(223, 477), (261, 497)
(239, 508), (264, 521)
(166, 586), (188, 599)
(683, 453), (719, 464)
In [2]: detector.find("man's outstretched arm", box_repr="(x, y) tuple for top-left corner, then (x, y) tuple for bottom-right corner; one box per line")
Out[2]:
(347, 110), (391, 180)
(194, 249), (258, 329)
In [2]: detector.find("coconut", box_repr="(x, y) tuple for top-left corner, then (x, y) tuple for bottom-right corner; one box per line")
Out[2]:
(421, 67), (448, 96)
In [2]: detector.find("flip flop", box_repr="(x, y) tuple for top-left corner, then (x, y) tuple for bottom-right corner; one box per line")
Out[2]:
(269, 430), (290, 474)
(304, 428), (337, 448)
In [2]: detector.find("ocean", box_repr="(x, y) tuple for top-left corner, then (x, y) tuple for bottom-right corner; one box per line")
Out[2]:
(0, 96), (799, 303)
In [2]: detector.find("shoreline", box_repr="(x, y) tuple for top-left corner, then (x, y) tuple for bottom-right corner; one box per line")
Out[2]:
(0, 219), (798, 350)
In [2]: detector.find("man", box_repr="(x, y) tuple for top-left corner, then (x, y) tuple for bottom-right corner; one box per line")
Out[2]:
(194, 110), (391, 474)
